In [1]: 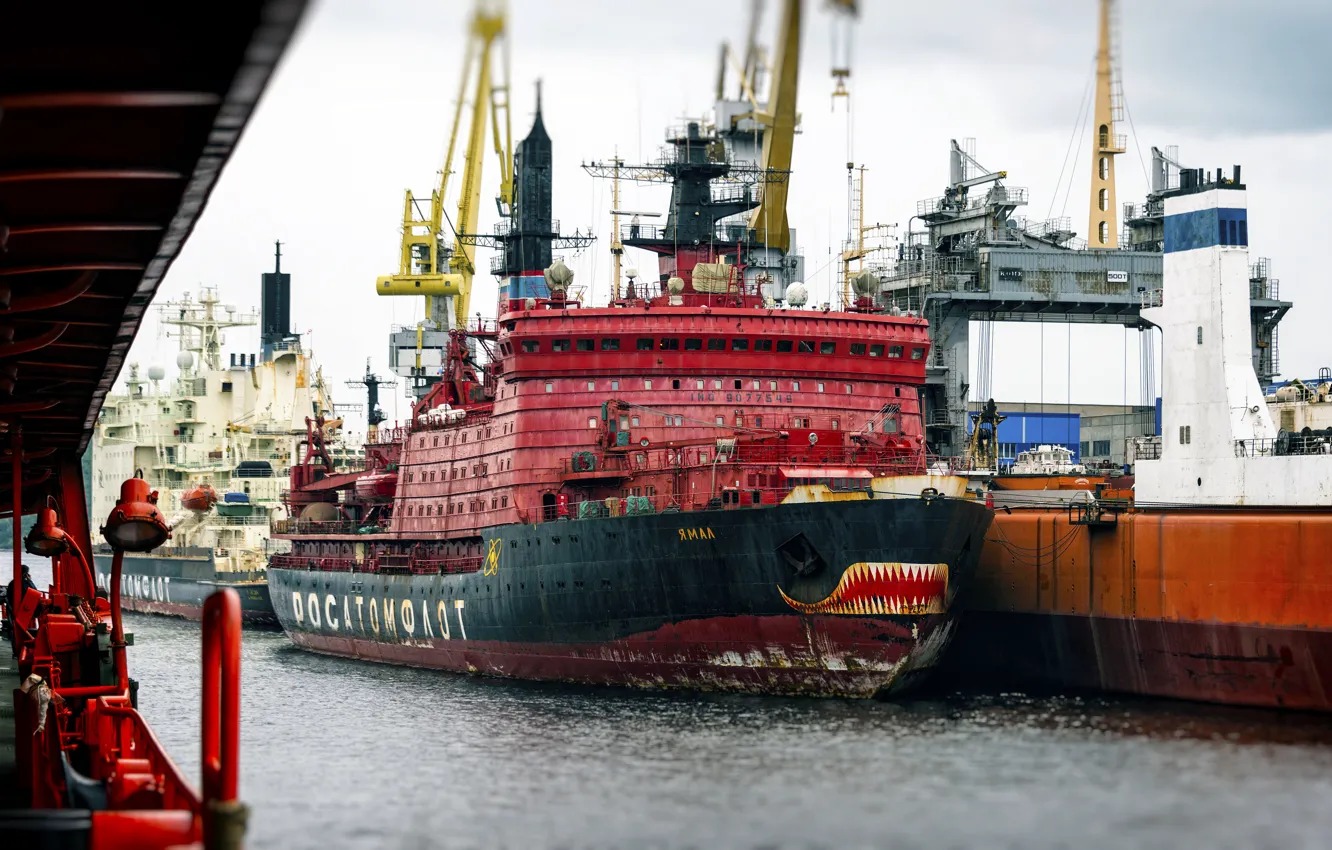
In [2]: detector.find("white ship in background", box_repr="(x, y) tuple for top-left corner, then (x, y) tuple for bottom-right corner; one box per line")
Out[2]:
(91, 245), (351, 624)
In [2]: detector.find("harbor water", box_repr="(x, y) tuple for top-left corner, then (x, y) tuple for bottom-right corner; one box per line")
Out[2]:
(22, 555), (1332, 849)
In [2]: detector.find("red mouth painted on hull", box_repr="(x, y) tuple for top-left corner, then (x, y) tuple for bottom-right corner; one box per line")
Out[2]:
(780, 562), (948, 616)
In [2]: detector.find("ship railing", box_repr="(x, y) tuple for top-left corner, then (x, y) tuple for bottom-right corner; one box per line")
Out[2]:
(269, 553), (482, 576)
(271, 519), (356, 535)
(1140, 289), (1163, 308)
(1127, 436), (1162, 461)
(1236, 435), (1332, 458)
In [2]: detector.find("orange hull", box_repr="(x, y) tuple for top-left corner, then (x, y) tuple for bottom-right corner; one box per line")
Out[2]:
(988, 474), (1106, 491)
(941, 507), (1332, 710)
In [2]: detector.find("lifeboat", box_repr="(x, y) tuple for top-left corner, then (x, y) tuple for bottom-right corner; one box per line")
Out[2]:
(354, 469), (398, 501)
(181, 484), (218, 512)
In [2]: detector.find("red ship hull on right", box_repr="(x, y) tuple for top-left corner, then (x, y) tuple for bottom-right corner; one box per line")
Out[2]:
(945, 168), (1332, 712)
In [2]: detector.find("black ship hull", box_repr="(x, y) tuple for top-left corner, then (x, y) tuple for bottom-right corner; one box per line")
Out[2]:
(93, 550), (278, 627)
(270, 497), (992, 697)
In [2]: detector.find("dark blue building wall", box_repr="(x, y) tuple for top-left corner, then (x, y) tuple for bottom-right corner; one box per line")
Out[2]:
(971, 411), (1081, 463)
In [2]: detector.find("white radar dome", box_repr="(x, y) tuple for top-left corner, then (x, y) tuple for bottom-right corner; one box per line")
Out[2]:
(175, 350), (195, 371)
(147, 364), (166, 381)
(852, 270), (878, 297)
(666, 276), (685, 295)
(625, 267), (639, 279)
(786, 282), (808, 307)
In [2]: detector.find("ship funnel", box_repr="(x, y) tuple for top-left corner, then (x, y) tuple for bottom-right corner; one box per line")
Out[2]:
(261, 240), (294, 360)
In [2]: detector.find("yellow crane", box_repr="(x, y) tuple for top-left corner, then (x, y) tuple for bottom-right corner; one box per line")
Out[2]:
(747, 0), (859, 255)
(375, 2), (513, 329)
(1088, 0), (1124, 248)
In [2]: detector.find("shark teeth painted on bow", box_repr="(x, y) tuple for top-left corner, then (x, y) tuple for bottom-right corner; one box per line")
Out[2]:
(778, 562), (949, 616)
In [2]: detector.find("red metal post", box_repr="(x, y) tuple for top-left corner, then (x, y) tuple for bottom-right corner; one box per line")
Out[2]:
(201, 588), (246, 849)
(107, 548), (129, 695)
(10, 423), (22, 647)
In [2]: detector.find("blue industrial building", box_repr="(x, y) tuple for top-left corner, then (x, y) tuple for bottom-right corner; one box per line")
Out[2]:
(971, 401), (1163, 469)
(993, 411), (1082, 463)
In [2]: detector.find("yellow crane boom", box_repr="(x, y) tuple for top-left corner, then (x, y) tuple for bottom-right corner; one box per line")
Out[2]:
(375, 2), (512, 329)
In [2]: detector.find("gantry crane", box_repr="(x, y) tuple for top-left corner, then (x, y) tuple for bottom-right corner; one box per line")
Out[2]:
(375, 1), (513, 330)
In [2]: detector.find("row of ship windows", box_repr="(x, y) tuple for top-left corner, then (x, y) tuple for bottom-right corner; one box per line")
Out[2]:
(418, 423), (515, 449)
(404, 495), (510, 517)
(544, 377), (905, 396)
(405, 457), (515, 484)
(505, 337), (926, 359)
(590, 414), (900, 432)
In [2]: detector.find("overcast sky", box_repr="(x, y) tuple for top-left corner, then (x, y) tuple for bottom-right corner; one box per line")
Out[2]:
(133, 0), (1332, 434)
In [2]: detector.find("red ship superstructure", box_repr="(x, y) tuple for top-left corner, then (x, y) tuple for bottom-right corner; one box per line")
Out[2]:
(270, 236), (991, 695)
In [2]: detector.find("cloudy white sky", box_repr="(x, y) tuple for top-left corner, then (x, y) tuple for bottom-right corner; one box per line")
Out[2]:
(133, 0), (1332, 433)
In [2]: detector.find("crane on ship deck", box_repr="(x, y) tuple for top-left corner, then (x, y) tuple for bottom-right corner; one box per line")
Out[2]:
(374, 1), (513, 331)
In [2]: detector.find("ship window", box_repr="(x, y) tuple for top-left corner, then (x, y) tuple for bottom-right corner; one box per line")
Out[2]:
(451, 468), (457, 480)
(685, 338), (703, 351)
(433, 437), (439, 447)
(1197, 326), (1203, 345)
(707, 339), (725, 351)
(611, 380), (620, 391)
(408, 505), (414, 516)
(675, 415), (683, 426)
(1180, 425), (1191, 445)
(911, 347), (925, 360)
(819, 342), (836, 355)
(888, 345), (903, 358)
(672, 379), (680, 389)
(696, 379), (705, 390)
(776, 340), (794, 353)
(734, 380), (742, 390)
(577, 339), (594, 352)
(713, 380), (722, 390)
(792, 381), (801, 392)
(1229, 220), (1238, 246)
(222, 381), (233, 392)
(870, 344), (885, 357)
(895, 387), (902, 397)
(426, 505), (432, 516)
(1239, 221), (1248, 245)
(752, 379), (760, 390)
(545, 381), (554, 393)
(1219, 219), (1228, 245)
(502, 496), (509, 507)
(419, 438), (425, 448)
(619, 415), (630, 430)
(754, 416), (762, 427)
(1099, 156), (1109, 180)
(850, 343), (866, 355)
(644, 379), (653, 390)
(587, 381), (595, 391)
(636, 338), (654, 351)
(461, 433), (467, 442)
(631, 416), (640, 427)
(1098, 221), (1109, 244)
(472, 465), (479, 476)
(601, 338), (621, 351)
(659, 338), (680, 351)
(832, 419), (840, 430)
(436, 504), (443, 515)
(845, 383), (853, 394)
(447, 503), (453, 514)
(552, 339), (571, 352)
(492, 498), (498, 509)
(588, 417), (597, 428)
(486, 427), (491, 437)
(445, 436), (451, 445)
(884, 418), (899, 433)
(731, 338), (749, 351)
(716, 415), (725, 425)
(798, 340), (815, 353)
(754, 339), (773, 352)
(817, 382), (825, 392)
(769, 380), (778, 391)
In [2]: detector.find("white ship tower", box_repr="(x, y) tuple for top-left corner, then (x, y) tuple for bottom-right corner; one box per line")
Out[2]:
(1135, 167), (1329, 505)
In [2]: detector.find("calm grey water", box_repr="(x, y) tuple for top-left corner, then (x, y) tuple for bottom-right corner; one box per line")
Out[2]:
(19, 555), (1332, 849)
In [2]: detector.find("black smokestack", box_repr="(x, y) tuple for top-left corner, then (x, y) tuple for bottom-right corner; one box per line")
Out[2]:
(261, 240), (291, 360)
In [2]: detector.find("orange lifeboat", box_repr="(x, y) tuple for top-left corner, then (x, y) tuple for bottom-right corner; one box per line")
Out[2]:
(181, 484), (218, 512)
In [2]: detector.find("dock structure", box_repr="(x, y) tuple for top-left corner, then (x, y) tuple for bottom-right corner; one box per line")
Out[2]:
(876, 142), (1290, 456)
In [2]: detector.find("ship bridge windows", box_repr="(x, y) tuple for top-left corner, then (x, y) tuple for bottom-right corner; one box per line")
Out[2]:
(798, 340), (816, 353)
(577, 339), (595, 352)
(776, 340), (794, 353)
(820, 342), (836, 355)
(731, 339), (749, 351)
(636, 338), (653, 351)
(601, 338), (621, 351)
(888, 345), (903, 358)
(911, 347), (926, 360)
(685, 338), (703, 351)
(870, 344), (885, 357)
(850, 343), (867, 355)
(707, 339), (725, 351)
(552, 339), (571, 353)
(755, 339), (773, 352)
(522, 340), (540, 353)
(659, 338), (680, 351)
